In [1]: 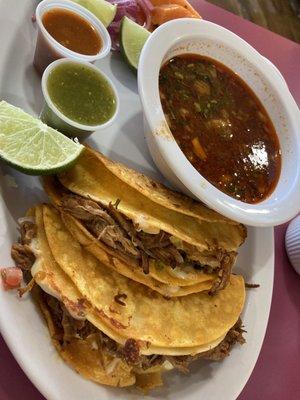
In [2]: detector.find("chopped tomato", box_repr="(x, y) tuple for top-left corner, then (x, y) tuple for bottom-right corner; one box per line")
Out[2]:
(1, 267), (23, 290)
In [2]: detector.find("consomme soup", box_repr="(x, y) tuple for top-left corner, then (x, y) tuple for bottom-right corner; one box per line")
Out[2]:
(159, 54), (281, 204)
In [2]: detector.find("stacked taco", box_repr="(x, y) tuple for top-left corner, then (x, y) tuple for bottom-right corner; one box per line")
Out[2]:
(44, 146), (246, 296)
(11, 147), (247, 390)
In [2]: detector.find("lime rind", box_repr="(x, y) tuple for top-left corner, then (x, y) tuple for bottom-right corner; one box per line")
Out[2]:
(0, 101), (83, 175)
(120, 17), (151, 71)
(71, 0), (117, 27)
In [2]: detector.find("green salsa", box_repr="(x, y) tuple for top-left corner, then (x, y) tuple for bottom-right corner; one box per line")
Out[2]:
(47, 63), (116, 126)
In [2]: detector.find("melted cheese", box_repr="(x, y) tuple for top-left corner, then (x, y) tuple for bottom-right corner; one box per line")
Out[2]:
(132, 214), (160, 234)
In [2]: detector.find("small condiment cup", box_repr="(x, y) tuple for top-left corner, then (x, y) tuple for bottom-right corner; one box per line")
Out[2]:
(34, 0), (111, 75)
(40, 58), (119, 139)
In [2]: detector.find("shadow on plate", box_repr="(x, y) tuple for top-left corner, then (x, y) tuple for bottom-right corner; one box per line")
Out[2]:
(235, 226), (274, 282)
(0, 164), (47, 224)
(101, 359), (215, 399)
(88, 111), (167, 184)
(109, 52), (138, 95)
(0, 0), (43, 115)
(23, 63), (44, 115)
(158, 360), (215, 399)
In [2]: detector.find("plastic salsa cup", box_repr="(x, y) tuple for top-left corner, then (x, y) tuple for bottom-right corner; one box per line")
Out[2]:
(33, 0), (111, 75)
(40, 58), (119, 139)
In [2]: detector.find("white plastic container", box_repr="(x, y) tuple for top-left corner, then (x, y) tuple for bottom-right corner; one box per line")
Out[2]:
(40, 58), (119, 139)
(285, 215), (300, 275)
(34, 0), (111, 75)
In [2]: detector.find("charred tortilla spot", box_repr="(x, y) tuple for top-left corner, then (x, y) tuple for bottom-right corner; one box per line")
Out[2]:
(114, 293), (127, 306)
(98, 309), (127, 330)
(121, 339), (140, 365)
(245, 283), (260, 289)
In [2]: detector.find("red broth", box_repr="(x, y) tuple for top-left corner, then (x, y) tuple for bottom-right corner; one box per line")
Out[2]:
(159, 54), (281, 204)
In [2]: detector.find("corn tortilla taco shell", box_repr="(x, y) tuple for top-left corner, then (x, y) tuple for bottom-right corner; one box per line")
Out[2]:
(32, 206), (135, 387)
(44, 175), (215, 293)
(43, 146), (245, 293)
(37, 289), (136, 387)
(37, 289), (166, 390)
(42, 204), (246, 349)
(33, 204), (226, 356)
(58, 147), (246, 251)
(61, 210), (214, 296)
(85, 147), (237, 225)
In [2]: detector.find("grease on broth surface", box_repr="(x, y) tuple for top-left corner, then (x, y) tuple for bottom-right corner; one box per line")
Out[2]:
(159, 54), (281, 204)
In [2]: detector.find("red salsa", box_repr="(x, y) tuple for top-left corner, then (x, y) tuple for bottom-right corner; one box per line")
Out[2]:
(42, 8), (102, 55)
(159, 54), (281, 204)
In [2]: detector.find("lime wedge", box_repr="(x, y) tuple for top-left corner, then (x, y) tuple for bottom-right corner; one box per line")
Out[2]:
(120, 17), (150, 71)
(71, 0), (117, 27)
(0, 101), (84, 175)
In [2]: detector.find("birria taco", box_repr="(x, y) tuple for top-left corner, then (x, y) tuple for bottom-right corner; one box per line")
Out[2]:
(43, 146), (246, 296)
(11, 204), (246, 390)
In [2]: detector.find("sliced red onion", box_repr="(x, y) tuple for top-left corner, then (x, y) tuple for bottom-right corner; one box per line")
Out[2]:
(109, 0), (139, 21)
(136, 0), (152, 30)
(108, 0), (147, 49)
(108, 22), (121, 50)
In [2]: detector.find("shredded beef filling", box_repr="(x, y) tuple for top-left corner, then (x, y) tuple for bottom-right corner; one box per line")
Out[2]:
(43, 293), (245, 372)
(20, 221), (37, 244)
(11, 243), (35, 271)
(61, 194), (185, 274)
(61, 194), (231, 287)
(11, 221), (36, 281)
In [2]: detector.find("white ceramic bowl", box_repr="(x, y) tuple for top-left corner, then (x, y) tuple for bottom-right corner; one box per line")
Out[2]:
(285, 215), (300, 275)
(138, 18), (300, 227)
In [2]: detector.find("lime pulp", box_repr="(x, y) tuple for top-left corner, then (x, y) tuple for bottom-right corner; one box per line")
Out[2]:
(0, 101), (83, 175)
(120, 17), (150, 71)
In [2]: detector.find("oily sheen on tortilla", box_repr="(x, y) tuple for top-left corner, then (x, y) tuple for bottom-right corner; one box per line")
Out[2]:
(42, 204), (245, 349)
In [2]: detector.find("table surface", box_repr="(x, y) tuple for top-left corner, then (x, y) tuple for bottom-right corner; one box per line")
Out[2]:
(207, 0), (300, 44)
(1, 1), (300, 399)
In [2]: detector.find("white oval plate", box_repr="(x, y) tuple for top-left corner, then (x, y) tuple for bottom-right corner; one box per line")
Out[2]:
(0, 1), (274, 400)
